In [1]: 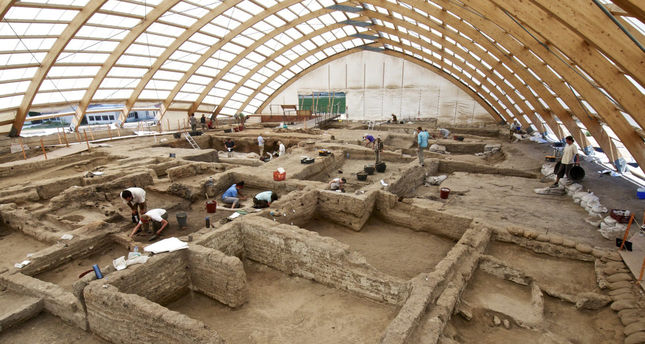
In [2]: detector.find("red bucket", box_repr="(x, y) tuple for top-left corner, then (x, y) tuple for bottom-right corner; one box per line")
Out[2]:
(206, 200), (217, 213)
(273, 171), (286, 181)
(440, 187), (450, 199)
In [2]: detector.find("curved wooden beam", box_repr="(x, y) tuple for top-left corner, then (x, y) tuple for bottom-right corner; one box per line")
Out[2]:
(529, 0), (643, 88)
(486, 0), (645, 130)
(451, 0), (644, 169)
(71, 0), (182, 131)
(122, 0), (302, 123)
(9, 0), (107, 136)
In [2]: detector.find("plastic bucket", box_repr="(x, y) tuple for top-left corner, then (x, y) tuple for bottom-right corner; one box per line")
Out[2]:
(638, 188), (645, 199)
(176, 212), (187, 227)
(570, 165), (585, 181)
(364, 165), (375, 175)
(357, 172), (368, 181)
(375, 162), (386, 173)
(206, 200), (217, 213)
(440, 187), (450, 199)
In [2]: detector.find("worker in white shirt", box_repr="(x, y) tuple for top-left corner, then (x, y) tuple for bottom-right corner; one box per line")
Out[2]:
(252, 191), (278, 208)
(129, 208), (169, 241)
(257, 135), (265, 158)
(552, 136), (578, 187)
(120, 187), (147, 223)
(278, 141), (286, 157)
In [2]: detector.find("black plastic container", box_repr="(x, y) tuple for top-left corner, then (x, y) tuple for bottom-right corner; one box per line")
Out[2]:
(357, 171), (368, 181)
(364, 165), (375, 175)
(375, 162), (386, 173)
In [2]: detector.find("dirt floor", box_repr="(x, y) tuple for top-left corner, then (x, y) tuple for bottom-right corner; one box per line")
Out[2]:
(0, 225), (49, 271)
(0, 312), (108, 344)
(167, 261), (398, 344)
(436, 172), (611, 248)
(452, 269), (622, 344)
(304, 217), (455, 280)
(35, 243), (129, 291)
(486, 241), (597, 294)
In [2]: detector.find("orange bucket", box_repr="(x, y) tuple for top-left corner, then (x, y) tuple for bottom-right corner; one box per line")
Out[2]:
(440, 187), (450, 199)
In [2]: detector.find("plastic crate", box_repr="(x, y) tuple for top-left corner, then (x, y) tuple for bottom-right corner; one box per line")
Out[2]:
(273, 171), (286, 181)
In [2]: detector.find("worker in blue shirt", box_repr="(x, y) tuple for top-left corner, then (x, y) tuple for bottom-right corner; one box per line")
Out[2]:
(221, 181), (246, 208)
(416, 127), (429, 166)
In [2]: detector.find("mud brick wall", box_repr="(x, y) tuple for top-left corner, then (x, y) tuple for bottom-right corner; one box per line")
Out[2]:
(96, 170), (155, 191)
(269, 188), (318, 227)
(167, 162), (229, 182)
(376, 191), (473, 241)
(18, 231), (112, 277)
(107, 250), (190, 306)
(237, 218), (409, 304)
(35, 175), (83, 200)
(183, 149), (220, 163)
(386, 161), (439, 197)
(148, 159), (184, 177)
(0, 272), (87, 330)
(316, 189), (377, 231)
(381, 224), (492, 344)
(290, 153), (344, 180)
(438, 160), (538, 178)
(84, 283), (224, 344)
(438, 142), (486, 154)
(195, 223), (244, 257)
(187, 245), (248, 307)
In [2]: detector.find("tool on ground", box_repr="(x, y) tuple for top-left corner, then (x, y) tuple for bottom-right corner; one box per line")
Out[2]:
(92, 264), (103, 279)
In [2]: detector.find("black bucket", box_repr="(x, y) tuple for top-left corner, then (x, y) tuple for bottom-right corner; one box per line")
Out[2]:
(364, 165), (375, 175)
(176, 212), (187, 227)
(357, 171), (368, 181)
(375, 162), (386, 173)
(570, 165), (585, 181)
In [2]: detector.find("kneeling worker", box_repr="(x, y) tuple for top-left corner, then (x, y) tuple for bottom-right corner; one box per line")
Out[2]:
(129, 208), (168, 241)
(120, 187), (146, 223)
(253, 191), (278, 208)
(329, 177), (346, 192)
(222, 181), (246, 208)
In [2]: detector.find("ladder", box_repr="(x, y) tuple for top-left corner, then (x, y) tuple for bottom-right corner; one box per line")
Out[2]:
(184, 132), (200, 150)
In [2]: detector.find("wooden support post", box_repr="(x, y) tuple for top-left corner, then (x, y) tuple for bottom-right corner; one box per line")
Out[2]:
(83, 130), (91, 152)
(56, 128), (62, 145)
(88, 125), (95, 140)
(166, 119), (170, 132)
(40, 138), (47, 160)
(19, 138), (26, 160)
(63, 130), (69, 147)
(177, 120), (180, 132)
(116, 125), (121, 137)
(637, 255), (645, 282)
(75, 131), (81, 142)
(619, 214), (635, 250)
(107, 125), (112, 140)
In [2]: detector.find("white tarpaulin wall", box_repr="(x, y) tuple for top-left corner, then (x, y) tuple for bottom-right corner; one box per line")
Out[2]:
(271, 51), (494, 125)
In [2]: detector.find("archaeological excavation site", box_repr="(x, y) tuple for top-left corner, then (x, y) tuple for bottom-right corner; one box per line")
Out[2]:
(0, 1), (644, 343)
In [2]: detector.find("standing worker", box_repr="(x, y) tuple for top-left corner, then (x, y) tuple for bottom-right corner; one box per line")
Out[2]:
(374, 137), (384, 163)
(258, 134), (265, 159)
(278, 141), (286, 157)
(224, 138), (235, 158)
(129, 208), (169, 241)
(120, 187), (147, 223)
(200, 114), (207, 131)
(416, 127), (429, 167)
(189, 113), (197, 132)
(551, 136), (578, 187)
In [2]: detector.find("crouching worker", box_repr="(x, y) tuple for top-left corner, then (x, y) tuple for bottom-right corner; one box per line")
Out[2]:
(253, 191), (278, 208)
(120, 187), (146, 223)
(222, 181), (246, 208)
(329, 177), (346, 192)
(129, 208), (168, 241)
